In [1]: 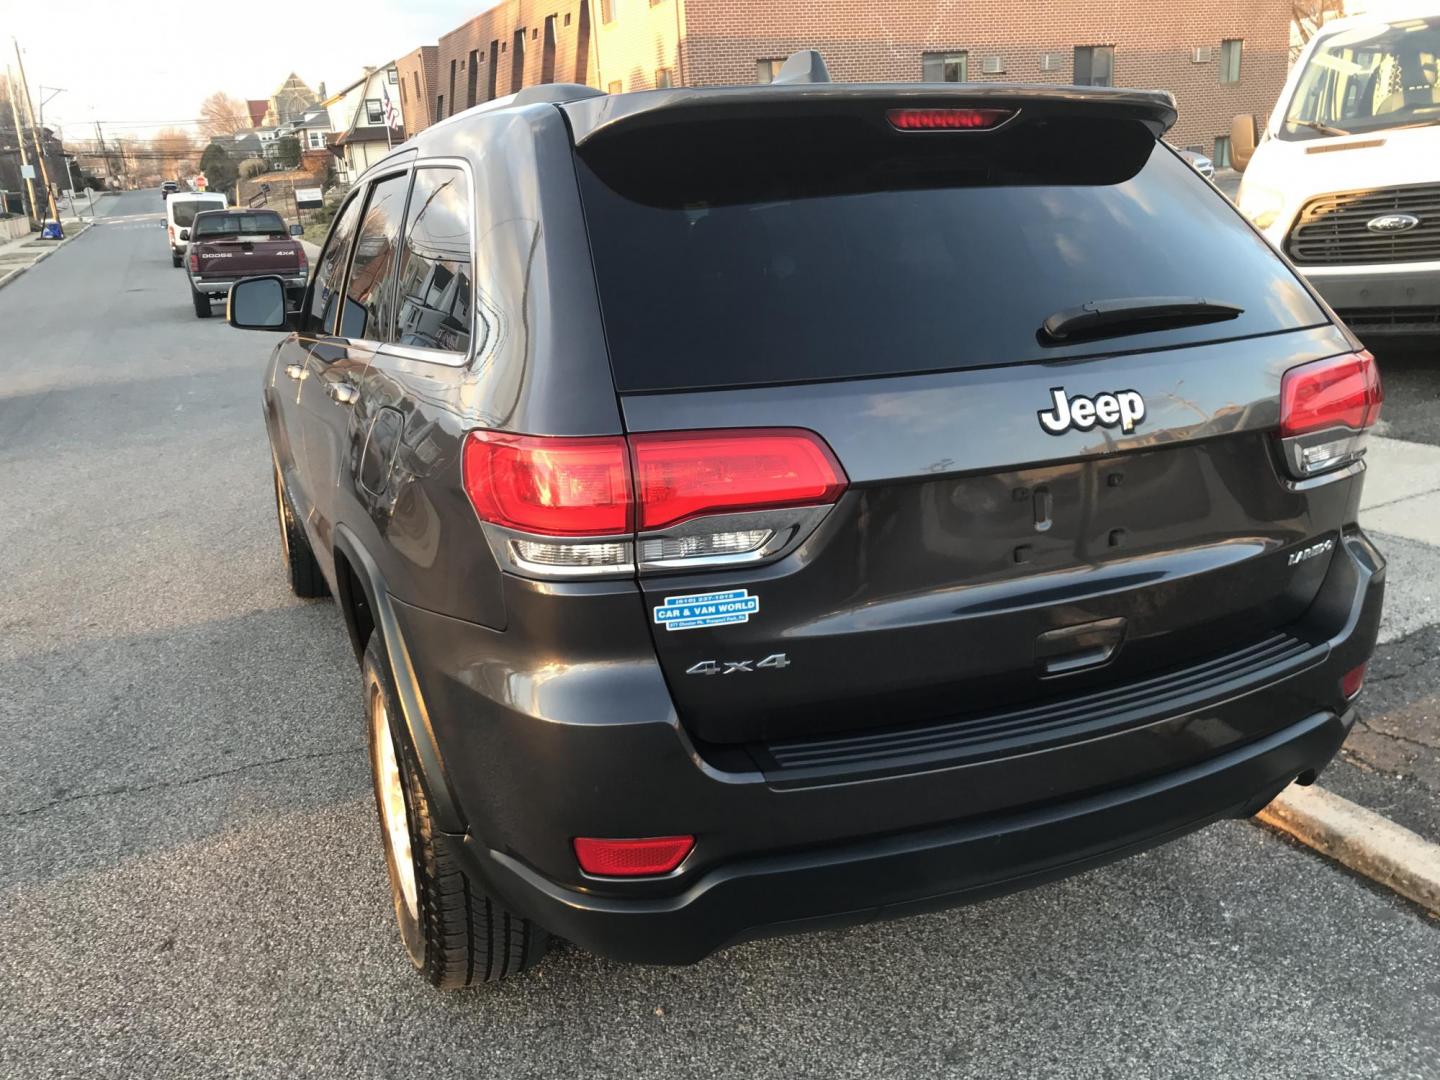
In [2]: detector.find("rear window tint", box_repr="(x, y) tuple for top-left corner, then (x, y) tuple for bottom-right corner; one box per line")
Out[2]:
(193, 212), (286, 237)
(575, 120), (1326, 393)
(171, 198), (225, 227)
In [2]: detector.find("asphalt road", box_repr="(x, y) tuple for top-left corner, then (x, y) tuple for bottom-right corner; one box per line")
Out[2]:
(2, 189), (1438, 1080)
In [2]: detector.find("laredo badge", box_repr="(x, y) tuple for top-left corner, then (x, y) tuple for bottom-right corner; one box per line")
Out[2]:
(654, 589), (759, 632)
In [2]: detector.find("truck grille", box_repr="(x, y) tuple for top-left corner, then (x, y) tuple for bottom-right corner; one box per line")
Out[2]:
(761, 631), (1323, 780)
(1286, 184), (1440, 265)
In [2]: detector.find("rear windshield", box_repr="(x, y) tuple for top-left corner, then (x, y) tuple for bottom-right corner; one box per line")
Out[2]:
(575, 116), (1327, 393)
(193, 212), (287, 237)
(171, 198), (226, 227)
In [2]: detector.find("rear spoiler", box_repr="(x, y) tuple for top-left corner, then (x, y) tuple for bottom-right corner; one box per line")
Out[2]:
(562, 81), (1177, 145)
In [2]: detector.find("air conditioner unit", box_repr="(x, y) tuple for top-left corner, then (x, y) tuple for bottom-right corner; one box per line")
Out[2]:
(1192, 46), (1213, 63)
(1040, 52), (1066, 72)
(982, 55), (1005, 75)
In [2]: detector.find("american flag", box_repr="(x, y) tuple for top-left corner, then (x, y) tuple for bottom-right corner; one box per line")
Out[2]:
(382, 85), (398, 129)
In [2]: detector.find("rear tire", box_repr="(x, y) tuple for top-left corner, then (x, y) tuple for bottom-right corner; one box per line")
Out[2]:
(191, 288), (211, 318)
(171, 251), (182, 268)
(364, 636), (549, 987)
(273, 463), (328, 598)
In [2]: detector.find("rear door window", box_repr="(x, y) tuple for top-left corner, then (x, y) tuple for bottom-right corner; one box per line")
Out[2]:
(392, 167), (474, 355)
(305, 192), (365, 336)
(171, 198), (225, 227)
(192, 212), (287, 237)
(338, 173), (409, 341)
(575, 118), (1327, 393)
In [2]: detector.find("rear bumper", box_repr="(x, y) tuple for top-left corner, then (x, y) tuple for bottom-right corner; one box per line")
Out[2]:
(191, 275), (306, 297)
(1302, 261), (1440, 334)
(465, 709), (1351, 965)
(392, 528), (1384, 965)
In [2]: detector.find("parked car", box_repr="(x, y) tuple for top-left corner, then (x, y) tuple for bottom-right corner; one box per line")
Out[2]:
(1232, 10), (1440, 336)
(1178, 148), (1215, 179)
(228, 54), (1385, 988)
(166, 192), (227, 268)
(186, 208), (305, 318)
(161, 180), (179, 200)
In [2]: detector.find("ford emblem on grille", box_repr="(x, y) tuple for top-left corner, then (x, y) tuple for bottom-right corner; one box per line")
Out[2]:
(1366, 213), (1420, 233)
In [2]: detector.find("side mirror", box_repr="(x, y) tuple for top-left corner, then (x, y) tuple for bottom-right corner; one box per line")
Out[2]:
(289, 223), (304, 237)
(1230, 113), (1258, 171)
(228, 276), (289, 331)
(179, 228), (190, 241)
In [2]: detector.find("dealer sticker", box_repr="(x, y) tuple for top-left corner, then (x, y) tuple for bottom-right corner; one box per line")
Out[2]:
(653, 589), (759, 632)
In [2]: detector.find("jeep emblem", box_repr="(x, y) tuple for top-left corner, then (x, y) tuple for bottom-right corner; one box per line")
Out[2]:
(1366, 213), (1419, 233)
(1038, 387), (1146, 436)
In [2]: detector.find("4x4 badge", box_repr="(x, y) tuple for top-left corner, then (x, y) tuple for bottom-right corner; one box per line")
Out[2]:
(1038, 387), (1146, 436)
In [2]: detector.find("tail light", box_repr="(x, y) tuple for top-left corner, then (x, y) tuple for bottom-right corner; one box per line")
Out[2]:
(887, 107), (1015, 131)
(462, 428), (848, 578)
(188, 251), (199, 273)
(167, 226), (175, 243)
(1277, 351), (1382, 479)
(574, 835), (694, 877)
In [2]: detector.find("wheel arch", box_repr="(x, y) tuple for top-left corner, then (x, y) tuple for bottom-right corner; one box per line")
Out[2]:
(334, 523), (466, 834)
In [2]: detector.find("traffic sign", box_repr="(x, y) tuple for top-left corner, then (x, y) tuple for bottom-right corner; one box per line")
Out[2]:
(193, 173), (208, 190)
(295, 186), (323, 209)
(21, 164), (35, 180)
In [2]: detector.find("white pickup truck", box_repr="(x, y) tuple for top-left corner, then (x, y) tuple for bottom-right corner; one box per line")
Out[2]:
(1232, 8), (1440, 337)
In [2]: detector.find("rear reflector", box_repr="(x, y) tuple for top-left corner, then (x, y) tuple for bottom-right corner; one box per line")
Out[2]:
(462, 432), (632, 536)
(1280, 351), (1382, 437)
(1341, 662), (1367, 700)
(574, 836), (694, 877)
(887, 107), (1014, 131)
(630, 429), (847, 530)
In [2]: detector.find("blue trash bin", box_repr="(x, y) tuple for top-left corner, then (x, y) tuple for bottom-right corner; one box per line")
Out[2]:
(41, 219), (63, 240)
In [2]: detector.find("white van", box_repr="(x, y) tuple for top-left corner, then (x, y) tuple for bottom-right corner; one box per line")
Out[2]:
(166, 192), (228, 267)
(1232, 9), (1440, 337)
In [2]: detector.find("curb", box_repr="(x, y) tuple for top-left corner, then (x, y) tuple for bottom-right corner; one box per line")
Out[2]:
(0, 222), (92, 293)
(1256, 782), (1440, 915)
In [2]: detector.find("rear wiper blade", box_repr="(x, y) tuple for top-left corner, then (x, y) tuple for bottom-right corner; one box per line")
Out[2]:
(1040, 297), (1244, 344)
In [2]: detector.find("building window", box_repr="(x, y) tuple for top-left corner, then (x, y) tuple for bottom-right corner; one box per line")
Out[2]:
(436, 94), (444, 122)
(467, 49), (480, 107)
(1220, 39), (1242, 83)
(601, 0), (616, 23)
(399, 80), (408, 104)
(922, 51), (968, 82)
(1213, 135), (1232, 169)
(1073, 45), (1114, 87)
(608, 79), (624, 94)
(512, 29), (526, 92)
(757, 59), (785, 83)
(388, 67), (399, 84)
(449, 59), (458, 116)
(307, 130), (326, 150)
(365, 98), (384, 125)
(655, 67), (674, 88)
(542, 16), (558, 84)
(488, 40), (500, 101)
(564, 12), (571, 25)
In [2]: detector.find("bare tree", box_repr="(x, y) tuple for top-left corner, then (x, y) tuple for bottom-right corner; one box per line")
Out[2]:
(198, 92), (251, 138)
(150, 126), (197, 179)
(1292, 0), (1346, 58)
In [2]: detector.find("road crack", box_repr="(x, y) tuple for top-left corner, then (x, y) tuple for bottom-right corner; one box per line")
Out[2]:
(1, 746), (364, 819)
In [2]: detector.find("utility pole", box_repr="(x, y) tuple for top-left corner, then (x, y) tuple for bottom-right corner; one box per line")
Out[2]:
(12, 38), (59, 223)
(4, 68), (41, 224)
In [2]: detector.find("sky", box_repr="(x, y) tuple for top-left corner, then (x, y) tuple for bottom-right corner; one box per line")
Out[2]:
(2, 0), (489, 140)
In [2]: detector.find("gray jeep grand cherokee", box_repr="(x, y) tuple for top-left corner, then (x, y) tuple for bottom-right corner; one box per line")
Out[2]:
(228, 52), (1385, 987)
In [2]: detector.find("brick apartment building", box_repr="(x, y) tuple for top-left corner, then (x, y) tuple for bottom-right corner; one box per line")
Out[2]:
(397, 0), (1290, 165)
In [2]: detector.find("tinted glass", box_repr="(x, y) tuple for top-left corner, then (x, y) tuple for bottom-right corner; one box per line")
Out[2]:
(340, 174), (409, 341)
(192, 212), (287, 237)
(171, 197), (225, 227)
(576, 120), (1326, 393)
(1281, 17), (1440, 138)
(393, 168), (473, 353)
(306, 193), (365, 335)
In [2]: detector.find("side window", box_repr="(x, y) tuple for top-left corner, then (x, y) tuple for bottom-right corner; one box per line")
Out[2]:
(393, 167), (474, 355)
(339, 173), (410, 341)
(305, 193), (365, 335)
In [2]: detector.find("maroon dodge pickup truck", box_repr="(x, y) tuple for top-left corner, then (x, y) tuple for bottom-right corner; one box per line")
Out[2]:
(186, 209), (308, 319)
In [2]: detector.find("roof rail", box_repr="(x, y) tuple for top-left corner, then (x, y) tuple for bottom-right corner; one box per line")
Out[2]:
(770, 50), (831, 85)
(512, 83), (607, 107)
